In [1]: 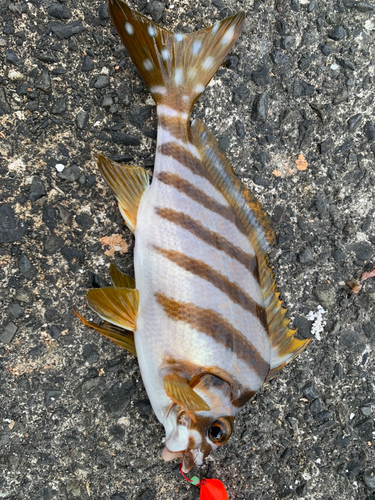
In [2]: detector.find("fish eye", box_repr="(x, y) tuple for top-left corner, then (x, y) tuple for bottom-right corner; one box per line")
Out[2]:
(208, 417), (232, 444)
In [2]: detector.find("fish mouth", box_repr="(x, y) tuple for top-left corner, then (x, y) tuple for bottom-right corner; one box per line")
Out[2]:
(162, 447), (196, 473)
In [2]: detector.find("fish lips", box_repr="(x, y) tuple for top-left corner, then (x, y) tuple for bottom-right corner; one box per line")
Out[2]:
(162, 447), (200, 473)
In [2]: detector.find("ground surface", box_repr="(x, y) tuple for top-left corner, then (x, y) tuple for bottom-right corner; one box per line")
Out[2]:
(1, 0), (375, 499)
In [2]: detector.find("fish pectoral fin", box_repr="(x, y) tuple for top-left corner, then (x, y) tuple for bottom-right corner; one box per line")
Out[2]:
(73, 310), (137, 356)
(163, 374), (210, 412)
(97, 154), (149, 233)
(86, 286), (139, 332)
(109, 263), (135, 289)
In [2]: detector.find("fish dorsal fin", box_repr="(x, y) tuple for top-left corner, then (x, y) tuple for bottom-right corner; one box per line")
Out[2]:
(97, 154), (149, 233)
(74, 310), (137, 356)
(110, 263), (135, 289)
(163, 374), (210, 412)
(107, 0), (245, 113)
(86, 287), (139, 332)
(191, 118), (275, 256)
(190, 119), (310, 380)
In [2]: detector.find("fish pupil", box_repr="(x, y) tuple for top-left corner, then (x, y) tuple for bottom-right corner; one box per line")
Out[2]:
(209, 423), (223, 441)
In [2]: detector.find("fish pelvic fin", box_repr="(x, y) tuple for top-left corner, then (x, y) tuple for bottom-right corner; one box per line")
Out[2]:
(107, 0), (245, 113)
(163, 374), (210, 413)
(97, 154), (149, 233)
(74, 310), (137, 356)
(86, 286), (139, 332)
(109, 262), (135, 289)
(190, 119), (310, 379)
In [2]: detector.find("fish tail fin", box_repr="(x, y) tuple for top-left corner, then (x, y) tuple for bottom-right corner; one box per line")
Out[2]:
(107, 0), (245, 113)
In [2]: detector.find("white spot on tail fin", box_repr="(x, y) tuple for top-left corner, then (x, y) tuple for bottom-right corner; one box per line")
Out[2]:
(161, 49), (170, 61)
(125, 22), (134, 35)
(202, 57), (214, 70)
(212, 21), (220, 34)
(188, 67), (197, 79)
(147, 25), (156, 37)
(151, 86), (167, 95)
(194, 84), (205, 94)
(192, 40), (202, 55)
(221, 26), (235, 45)
(143, 59), (153, 71)
(175, 68), (183, 85)
(174, 33), (184, 42)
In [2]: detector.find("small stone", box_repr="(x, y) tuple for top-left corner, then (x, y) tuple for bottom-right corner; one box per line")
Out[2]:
(76, 110), (89, 130)
(0, 87), (11, 114)
(6, 49), (22, 66)
(314, 284), (336, 308)
(109, 424), (125, 441)
(299, 53), (311, 71)
(15, 289), (32, 304)
(328, 26), (347, 41)
(235, 120), (245, 139)
(102, 95), (113, 107)
(82, 344), (99, 364)
(296, 483), (307, 497)
(144, 1), (164, 23)
(348, 113), (362, 133)
(336, 57), (355, 71)
(138, 490), (156, 500)
(0, 322), (18, 344)
(361, 406), (372, 416)
(82, 55), (94, 72)
(332, 249), (346, 262)
(49, 325), (62, 340)
(101, 379), (135, 416)
(363, 121), (375, 142)
(251, 92), (268, 122)
(49, 3), (72, 19)
(8, 69), (24, 81)
(321, 44), (331, 56)
(290, 0), (299, 11)
(310, 398), (323, 414)
(0, 204), (27, 243)
(99, 2), (109, 19)
(308, 0), (316, 12)
(18, 254), (37, 279)
(364, 469), (375, 490)
(302, 381), (318, 400)
(60, 246), (84, 262)
(94, 75), (110, 89)
(44, 235), (64, 255)
(0, 140), (12, 156)
(333, 89), (348, 105)
(51, 96), (67, 114)
(112, 132), (140, 146)
(35, 68), (51, 93)
(48, 20), (86, 39)
(232, 85), (250, 104)
(75, 213), (94, 229)
(293, 316), (313, 339)
(57, 204), (73, 225)
(251, 67), (270, 86)
(127, 106), (152, 128)
(281, 36), (293, 50)
(58, 165), (81, 182)
(298, 247), (315, 264)
(347, 241), (373, 260)
(42, 205), (56, 232)
(7, 302), (23, 319)
(355, 2), (374, 12)
(45, 390), (62, 406)
(339, 330), (367, 354)
(29, 177), (46, 201)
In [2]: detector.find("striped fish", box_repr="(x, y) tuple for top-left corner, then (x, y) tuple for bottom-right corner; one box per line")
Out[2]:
(75, 0), (310, 473)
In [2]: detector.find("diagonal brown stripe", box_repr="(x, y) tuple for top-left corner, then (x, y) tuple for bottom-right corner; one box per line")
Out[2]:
(153, 246), (267, 331)
(156, 171), (247, 235)
(155, 207), (258, 280)
(158, 142), (206, 178)
(158, 115), (189, 138)
(155, 293), (269, 380)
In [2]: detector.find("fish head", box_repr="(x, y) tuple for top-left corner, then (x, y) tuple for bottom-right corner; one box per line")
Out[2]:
(162, 373), (237, 472)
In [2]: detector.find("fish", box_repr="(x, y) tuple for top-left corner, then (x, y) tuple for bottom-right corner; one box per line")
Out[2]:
(75, 0), (310, 474)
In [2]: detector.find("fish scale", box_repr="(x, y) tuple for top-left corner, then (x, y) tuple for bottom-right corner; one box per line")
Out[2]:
(75, 0), (310, 474)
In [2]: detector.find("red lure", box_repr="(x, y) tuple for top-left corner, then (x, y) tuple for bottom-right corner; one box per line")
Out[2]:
(179, 464), (229, 500)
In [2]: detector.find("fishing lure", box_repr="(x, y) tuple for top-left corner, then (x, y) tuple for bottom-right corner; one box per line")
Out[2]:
(76, 0), (310, 476)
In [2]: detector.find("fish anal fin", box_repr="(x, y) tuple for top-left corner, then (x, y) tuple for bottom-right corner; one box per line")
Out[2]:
(163, 374), (210, 412)
(86, 287), (139, 332)
(191, 119), (276, 255)
(97, 154), (149, 233)
(74, 310), (137, 356)
(107, 0), (245, 112)
(109, 262), (135, 289)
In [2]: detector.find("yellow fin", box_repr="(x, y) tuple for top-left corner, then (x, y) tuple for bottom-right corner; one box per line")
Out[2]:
(191, 119), (276, 256)
(86, 287), (139, 331)
(73, 310), (137, 356)
(109, 263), (135, 289)
(97, 154), (149, 232)
(163, 374), (210, 412)
(107, 0), (245, 112)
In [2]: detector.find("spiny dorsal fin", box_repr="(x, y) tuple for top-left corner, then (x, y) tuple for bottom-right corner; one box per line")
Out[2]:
(109, 263), (135, 289)
(97, 154), (149, 233)
(74, 310), (137, 356)
(86, 287), (139, 331)
(190, 119), (309, 379)
(190, 118), (275, 256)
(163, 374), (210, 413)
(107, 0), (245, 113)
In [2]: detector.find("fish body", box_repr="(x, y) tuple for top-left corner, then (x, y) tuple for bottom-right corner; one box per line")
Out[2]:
(77, 0), (310, 472)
